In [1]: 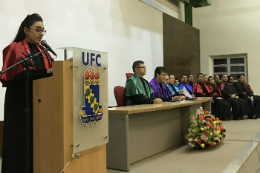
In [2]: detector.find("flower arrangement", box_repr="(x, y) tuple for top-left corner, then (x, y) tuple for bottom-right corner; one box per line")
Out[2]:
(185, 107), (226, 150)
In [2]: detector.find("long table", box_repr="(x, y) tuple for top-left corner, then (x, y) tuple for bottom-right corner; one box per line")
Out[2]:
(107, 98), (212, 171)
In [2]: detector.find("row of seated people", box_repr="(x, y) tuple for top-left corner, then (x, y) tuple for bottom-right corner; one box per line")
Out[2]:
(123, 60), (260, 120)
(123, 60), (186, 105)
(174, 73), (260, 120)
(193, 73), (260, 119)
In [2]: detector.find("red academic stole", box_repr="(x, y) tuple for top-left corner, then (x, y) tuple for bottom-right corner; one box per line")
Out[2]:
(193, 83), (207, 96)
(242, 83), (253, 95)
(205, 84), (222, 96)
(0, 39), (53, 86)
(219, 83), (225, 91)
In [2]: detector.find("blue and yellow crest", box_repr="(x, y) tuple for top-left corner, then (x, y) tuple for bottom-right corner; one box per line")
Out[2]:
(79, 55), (103, 126)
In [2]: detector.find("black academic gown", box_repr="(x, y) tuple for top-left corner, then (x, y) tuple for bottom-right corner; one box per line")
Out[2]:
(207, 85), (231, 120)
(220, 83), (249, 119)
(2, 42), (52, 173)
(235, 82), (260, 117)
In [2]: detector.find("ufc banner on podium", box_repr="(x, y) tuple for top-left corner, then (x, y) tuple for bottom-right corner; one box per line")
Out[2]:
(60, 47), (108, 154)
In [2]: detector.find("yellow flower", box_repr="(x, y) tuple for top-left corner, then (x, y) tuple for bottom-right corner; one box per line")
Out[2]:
(201, 128), (204, 131)
(201, 144), (205, 148)
(219, 140), (221, 142)
(223, 132), (226, 135)
(213, 121), (217, 124)
(217, 131), (220, 134)
(210, 133), (213, 136)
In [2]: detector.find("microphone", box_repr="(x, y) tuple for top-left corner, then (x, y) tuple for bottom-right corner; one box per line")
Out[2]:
(40, 40), (57, 57)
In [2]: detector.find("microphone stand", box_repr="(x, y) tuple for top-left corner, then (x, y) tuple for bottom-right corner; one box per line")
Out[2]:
(0, 48), (49, 173)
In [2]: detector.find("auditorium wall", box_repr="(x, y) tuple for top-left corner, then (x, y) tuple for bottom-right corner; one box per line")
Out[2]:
(193, 0), (260, 94)
(0, 0), (185, 120)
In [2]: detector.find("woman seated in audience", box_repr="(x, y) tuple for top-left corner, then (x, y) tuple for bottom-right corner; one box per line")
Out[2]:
(206, 76), (231, 120)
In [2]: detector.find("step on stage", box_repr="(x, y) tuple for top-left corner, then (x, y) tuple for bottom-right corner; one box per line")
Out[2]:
(107, 119), (260, 173)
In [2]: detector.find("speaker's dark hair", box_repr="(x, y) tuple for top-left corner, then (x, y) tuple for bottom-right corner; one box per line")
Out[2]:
(13, 13), (43, 42)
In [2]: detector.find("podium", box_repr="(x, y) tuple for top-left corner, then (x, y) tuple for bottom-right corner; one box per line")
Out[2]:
(33, 47), (108, 173)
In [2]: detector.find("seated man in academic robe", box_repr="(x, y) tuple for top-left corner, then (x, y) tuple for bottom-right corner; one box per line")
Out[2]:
(206, 76), (231, 120)
(204, 75), (209, 85)
(214, 75), (220, 86)
(235, 74), (260, 118)
(178, 74), (193, 95)
(193, 73), (209, 97)
(124, 61), (163, 105)
(187, 74), (194, 87)
(219, 74), (254, 120)
(228, 75), (234, 84)
(149, 67), (184, 102)
(166, 74), (183, 96)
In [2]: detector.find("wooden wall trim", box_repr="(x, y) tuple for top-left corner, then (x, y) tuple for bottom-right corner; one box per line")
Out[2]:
(163, 13), (200, 80)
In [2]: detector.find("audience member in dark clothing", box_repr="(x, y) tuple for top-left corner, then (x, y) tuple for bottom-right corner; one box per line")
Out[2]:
(206, 76), (231, 120)
(235, 74), (260, 118)
(193, 73), (208, 97)
(219, 74), (252, 120)
(214, 75), (220, 86)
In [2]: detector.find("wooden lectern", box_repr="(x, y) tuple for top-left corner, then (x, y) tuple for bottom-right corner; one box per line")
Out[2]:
(33, 61), (106, 173)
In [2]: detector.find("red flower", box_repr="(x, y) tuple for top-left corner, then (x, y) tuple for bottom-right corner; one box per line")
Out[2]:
(209, 118), (213, 122)
(199, 116), (204, 120)
(223, 134), (226, 138)
(204, 111), (209, 114)
(215, 126), (218, 131)
(203, 131), (208, 136)
(203, 122), (207, 126)
(197, 139), (201, 144)
(220, 120), (223, 124)
(210, 142), (214, 146)
(209, 124), (213, 129)
(221, 126), (225, 131)
(212, 117), (215, 121)
(216, 117), (219, 120)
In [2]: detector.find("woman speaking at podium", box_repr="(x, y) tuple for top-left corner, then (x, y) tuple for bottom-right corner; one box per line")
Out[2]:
(0, 14), (53, 173)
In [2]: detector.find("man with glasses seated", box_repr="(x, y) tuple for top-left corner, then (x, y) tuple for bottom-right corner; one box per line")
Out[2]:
(124, 61), (163, 105)
(149, 67), (185, 102)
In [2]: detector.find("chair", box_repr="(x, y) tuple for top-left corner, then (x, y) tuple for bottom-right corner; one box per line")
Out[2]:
(114, 86), (126, 107)
(126, 73), (133, 80)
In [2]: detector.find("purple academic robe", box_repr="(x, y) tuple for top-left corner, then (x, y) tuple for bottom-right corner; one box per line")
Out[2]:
(149, 78), (172, 98)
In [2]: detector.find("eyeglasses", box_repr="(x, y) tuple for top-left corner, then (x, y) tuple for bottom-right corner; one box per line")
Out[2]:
(29, 27), (47, 35)
(137, 66), (146, 69)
